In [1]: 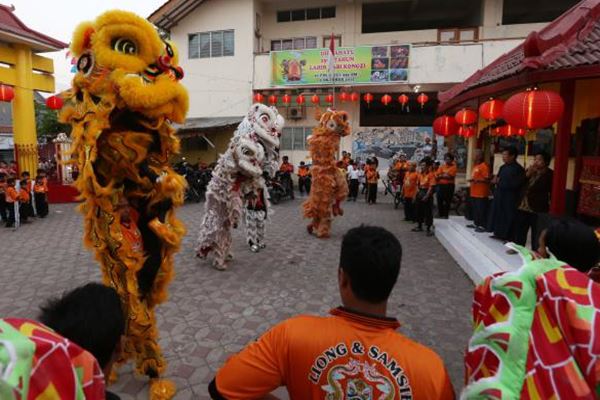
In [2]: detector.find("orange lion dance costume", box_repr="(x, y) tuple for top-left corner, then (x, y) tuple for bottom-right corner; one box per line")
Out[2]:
(303, 109), (350, 238)
(60, 10), (188, 399)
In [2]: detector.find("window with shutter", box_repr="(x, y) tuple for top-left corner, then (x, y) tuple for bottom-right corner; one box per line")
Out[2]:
(199, 32), (210, 58)
(211, 31), (223, 57)
(188, 34), (200, 59)
(223, 30), (234, 56)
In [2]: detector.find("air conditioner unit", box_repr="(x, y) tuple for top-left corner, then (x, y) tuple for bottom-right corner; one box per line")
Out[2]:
(287, 106), (305, 120)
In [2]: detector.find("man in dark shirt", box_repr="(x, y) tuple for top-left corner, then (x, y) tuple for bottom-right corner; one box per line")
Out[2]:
(513, 152), (553, 249)
(488, 146), (526, 241)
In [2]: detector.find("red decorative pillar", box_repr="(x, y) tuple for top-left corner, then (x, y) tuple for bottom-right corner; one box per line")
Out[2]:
(550, 80), (575, 215)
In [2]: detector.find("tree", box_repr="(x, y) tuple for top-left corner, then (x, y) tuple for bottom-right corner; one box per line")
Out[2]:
(35, 101), (70, 139)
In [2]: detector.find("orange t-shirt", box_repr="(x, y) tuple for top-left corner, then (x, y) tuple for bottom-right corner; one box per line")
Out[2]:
(280, 163), (294, 174)
(5, 186), (18, 203)
(436, 163), (457, 185)
(419, 172), (437, 190)
(367, 168), (379, 184)
(212, 307), (454, 400)
(34, 183), (47, 193)
(470, 162), (490, 198)
(19, 188), (30, 203)
(298, 166), (310, 177)
(394, 160), (408, 172)
(403, 171), (419, 199)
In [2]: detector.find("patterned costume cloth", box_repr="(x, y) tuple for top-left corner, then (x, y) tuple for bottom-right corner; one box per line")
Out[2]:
(463, 246), (600, 399)
(0, 318), (105, 400)
(303, 109), (350, 238)
(59, 10), (188, 399)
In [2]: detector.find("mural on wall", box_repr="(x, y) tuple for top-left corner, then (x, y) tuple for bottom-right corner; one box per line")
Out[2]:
(352, 126), (446, 168)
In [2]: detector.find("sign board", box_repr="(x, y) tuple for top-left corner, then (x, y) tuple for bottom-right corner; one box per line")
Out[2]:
(270, 45), (410, 86)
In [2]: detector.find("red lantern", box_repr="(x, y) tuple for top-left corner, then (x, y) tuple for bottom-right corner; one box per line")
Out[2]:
(502, 89), (564, 130)
(253, 93), (265, 103)
(268, 95), (277, 105)
(282, 94), (291, 104)
(455, 108), (477, 125)
(296, 95), (305, 105)
(433, 116), (458, 137)
(417, 93), (429, 108)
(479, 98), (504, 121)
(0, 84), (14, 102)
(339, 92), (349, 102)
(311, 94), (320, 105)
(398, 94), (409, 105)
(381, 94), (392, 106)
(496, 125), (526, 137)
(325, 94), (334, 104)
(350, 92), (359, 102)
(46, 95), (63, 110)
(363, 93), (373, 105)
(458, 126), (477, 138)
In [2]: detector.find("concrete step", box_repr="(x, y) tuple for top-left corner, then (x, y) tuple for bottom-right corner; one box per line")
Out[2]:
(435, 216), (518, 284)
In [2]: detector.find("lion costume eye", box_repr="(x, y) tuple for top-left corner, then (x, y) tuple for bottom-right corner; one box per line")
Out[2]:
(242, 147), (253, 156)
(112, 38), (137, 55)
(260, 114), (270, 124)
(326, 119), (337, 130)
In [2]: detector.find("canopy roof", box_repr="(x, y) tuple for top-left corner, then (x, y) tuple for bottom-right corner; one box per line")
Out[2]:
(0, 5), (67, 52)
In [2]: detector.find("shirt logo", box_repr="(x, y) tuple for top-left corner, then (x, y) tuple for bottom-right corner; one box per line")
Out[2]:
(309, 342), (413, 399)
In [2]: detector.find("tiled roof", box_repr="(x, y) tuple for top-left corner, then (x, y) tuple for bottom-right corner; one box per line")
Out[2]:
(0, 5), (67, 51)
(439, 0), (600, 109)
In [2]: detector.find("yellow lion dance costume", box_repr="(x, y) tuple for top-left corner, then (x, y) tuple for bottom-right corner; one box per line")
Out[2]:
(59, 10), (188, 399)
(303, 109), (350, 238)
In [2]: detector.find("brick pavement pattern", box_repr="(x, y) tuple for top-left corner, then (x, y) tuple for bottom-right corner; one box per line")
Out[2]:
(0, 194), (474, 399)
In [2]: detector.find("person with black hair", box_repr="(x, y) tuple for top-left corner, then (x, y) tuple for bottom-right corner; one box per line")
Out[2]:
(209, 225), (454, 400)
(33, 175), (49, 218)
(4, 177), (17, 227)
(537, 219), (600, 273)
(488, 146), (526, 241)
(0, 172), (7, 223)
(39, 282), (125, 400)
(413, 157), (437, 236)
(435, 153), (457, 218)
(513, 152), (553, 249)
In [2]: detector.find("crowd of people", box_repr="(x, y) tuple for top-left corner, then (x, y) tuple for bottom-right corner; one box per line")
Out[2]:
(0, 160), (49, 228)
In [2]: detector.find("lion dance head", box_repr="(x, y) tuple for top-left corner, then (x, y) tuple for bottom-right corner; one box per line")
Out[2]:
(60, 10), (189, 399)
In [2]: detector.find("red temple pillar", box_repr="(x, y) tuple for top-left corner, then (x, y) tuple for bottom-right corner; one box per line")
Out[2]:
(550, 80), (575, 215)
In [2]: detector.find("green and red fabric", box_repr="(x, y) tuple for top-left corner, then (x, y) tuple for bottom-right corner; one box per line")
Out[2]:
(463, 245), (600, 399)
(0, 318), (105, 399)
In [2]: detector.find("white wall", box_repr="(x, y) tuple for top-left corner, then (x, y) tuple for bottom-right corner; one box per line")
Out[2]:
(170, 0), (255, 118)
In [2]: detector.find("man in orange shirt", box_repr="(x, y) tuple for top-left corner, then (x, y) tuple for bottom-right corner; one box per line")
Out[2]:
(279, 156), (295, 200)
(19, 179), (32, 223)
(366, 163), (380, 205)
(209, 226), (454, 400)
(402, 162), (418, 222)
(34, 175), (49, 218)
(0, 173), (7, 224)
(435, 154), (457, 219)
(413, 158), (436, 236)
(5, 177), (18, 227)
(297, 161), (311, 195)
(467, 150), (490, 232)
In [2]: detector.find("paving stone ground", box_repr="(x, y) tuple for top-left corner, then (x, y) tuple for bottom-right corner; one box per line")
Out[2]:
(0, 192), (474, 399)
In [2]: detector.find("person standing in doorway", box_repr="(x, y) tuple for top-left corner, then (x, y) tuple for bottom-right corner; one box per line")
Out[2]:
(513, 152), (553, 250)
(347, 160), (359, 201)
(467, 150), (490, 232)
(413, 158), (436, 236)
(402, 162), (418, 222)
(488, 146), (526, 241)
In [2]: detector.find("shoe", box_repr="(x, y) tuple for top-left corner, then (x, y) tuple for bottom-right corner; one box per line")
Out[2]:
(259, 243), (266, 249)
(506, 249), (518, 255)
(412, 227), (423, 232)
(466, 224), (476, 229)
(213, 261), (227, 271)
(475, 227), (486, 233)
(489, 235), (504, 240)
(426, 230), (434, 237)
(250, 244), (260, 253)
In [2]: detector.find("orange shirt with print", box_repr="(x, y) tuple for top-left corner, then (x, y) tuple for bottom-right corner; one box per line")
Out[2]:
(419, 172), (437, 190)
(19, 188), (30, 203)
(436, 163), (457, 185)
(211, 307), (454, 400)
(280, 162), (294, 174)
(5, 186), (18, 203)
(470, 162), (490, 198)
(366, 168), (379, 184)
(298, 166), (310, 177)
(403, 171), (419, 199)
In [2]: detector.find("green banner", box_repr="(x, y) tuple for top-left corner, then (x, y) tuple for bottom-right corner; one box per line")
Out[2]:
(270, 45), (409, 86)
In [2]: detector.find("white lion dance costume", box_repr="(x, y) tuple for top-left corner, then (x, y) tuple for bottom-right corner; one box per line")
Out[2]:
(196, 104), (284, 269)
